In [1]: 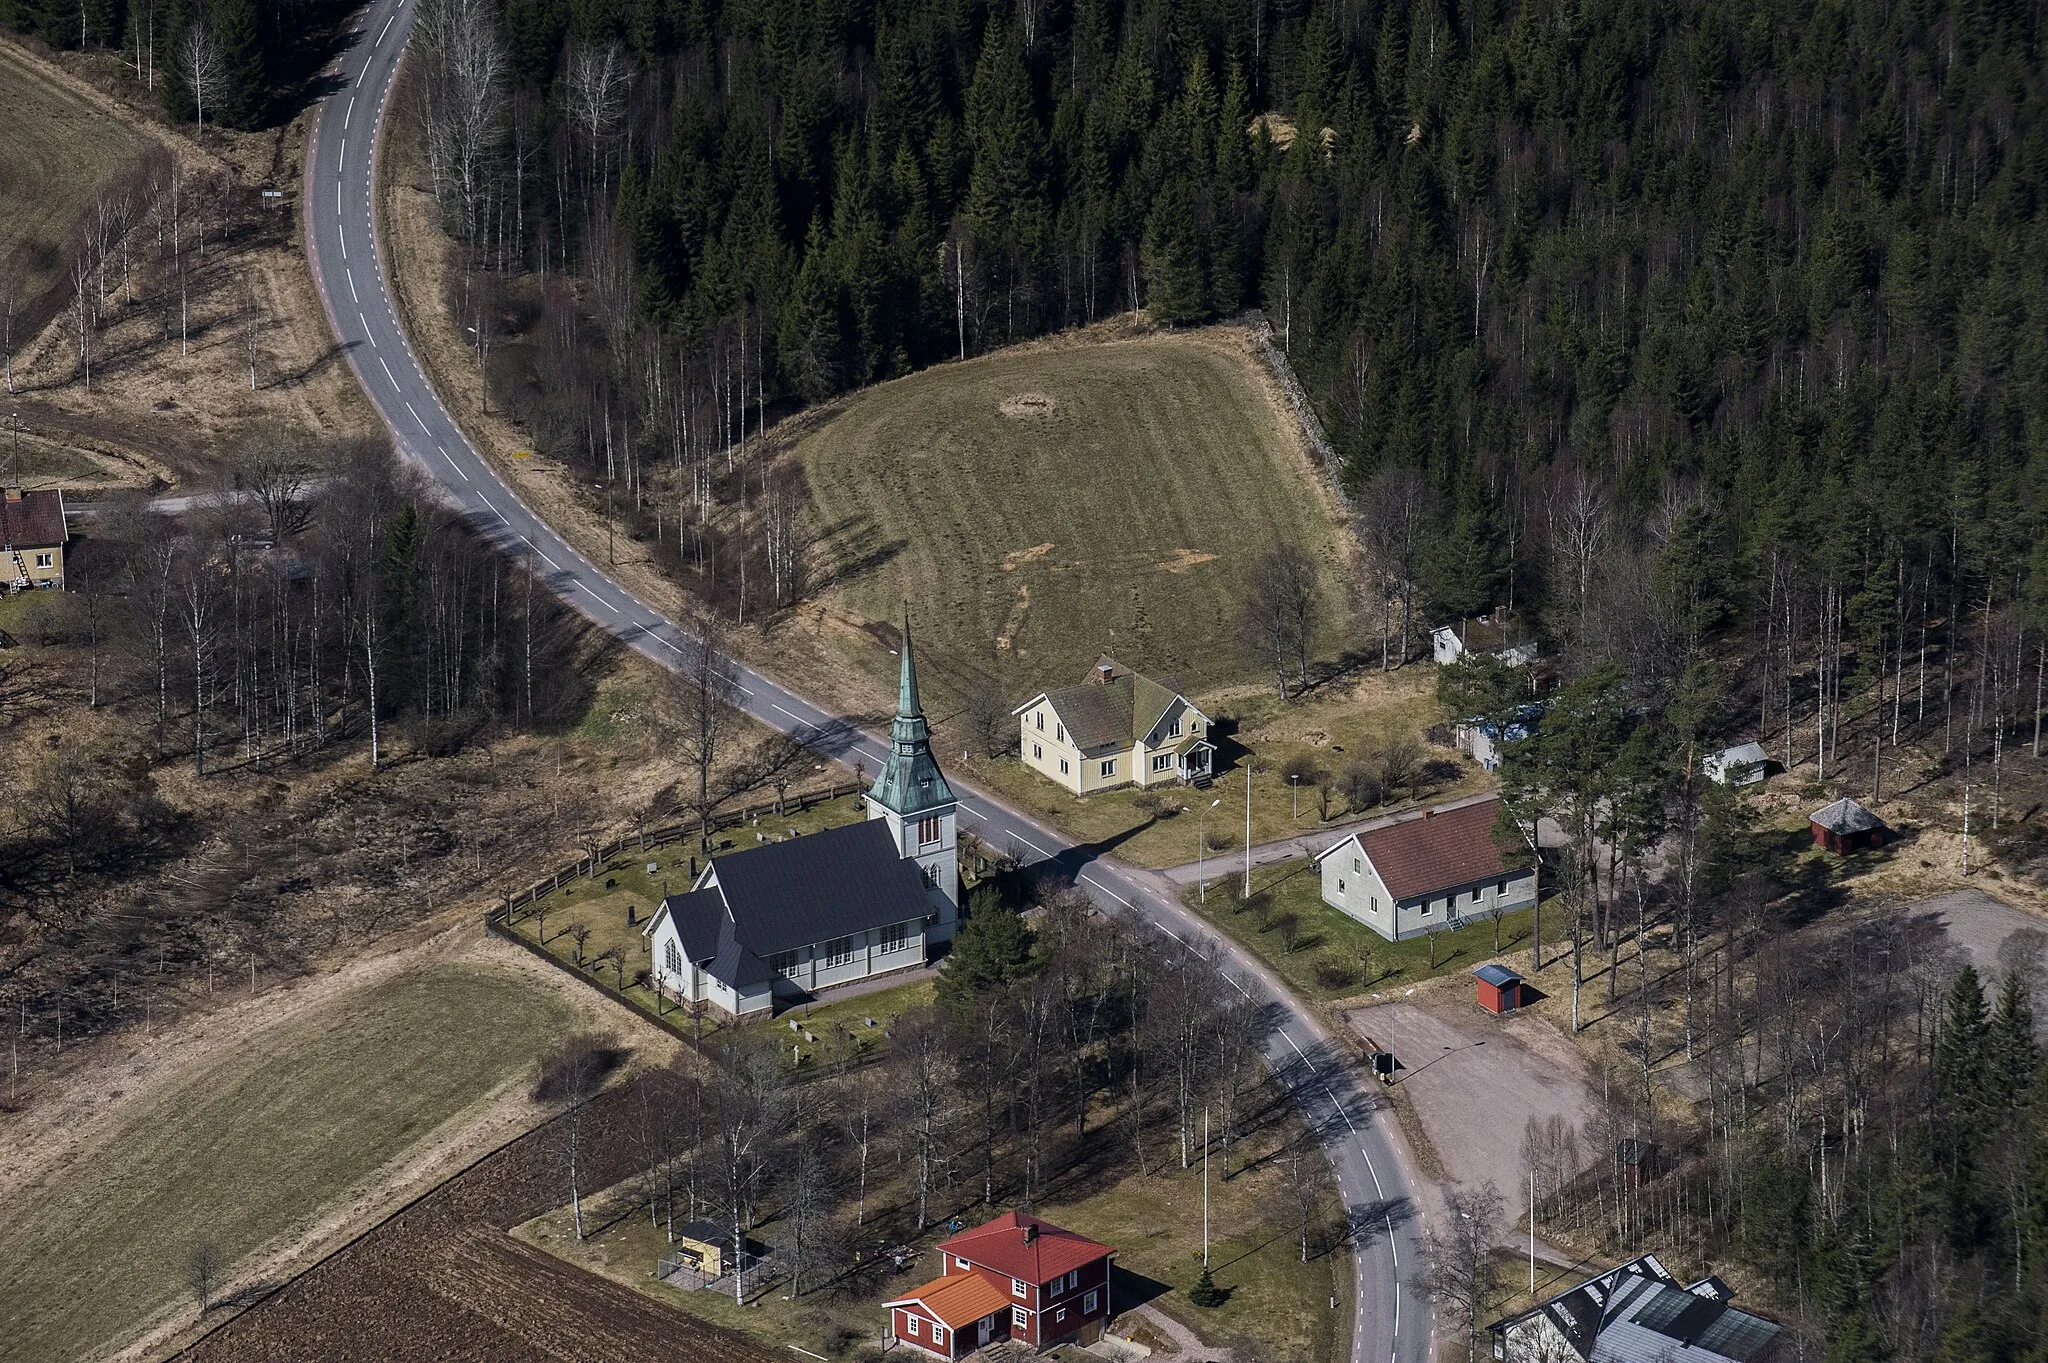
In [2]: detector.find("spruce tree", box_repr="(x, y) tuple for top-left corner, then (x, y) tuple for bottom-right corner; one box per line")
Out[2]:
(210, 0), (265, 130)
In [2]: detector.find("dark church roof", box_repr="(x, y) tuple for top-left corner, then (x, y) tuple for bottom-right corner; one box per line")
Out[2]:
(707, 819), (930, 957)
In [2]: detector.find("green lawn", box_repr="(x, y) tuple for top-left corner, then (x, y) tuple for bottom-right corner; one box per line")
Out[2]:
(796, 329), (1350, 706)
(1039, 1118), (1349, 1363)
(504, 795), (867, 1029)
(1185, 856), (1537, 1001)
(0, 963), (577, 1363)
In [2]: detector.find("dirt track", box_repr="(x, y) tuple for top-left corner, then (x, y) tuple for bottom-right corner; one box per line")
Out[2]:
(180, 1075), (778, 1363)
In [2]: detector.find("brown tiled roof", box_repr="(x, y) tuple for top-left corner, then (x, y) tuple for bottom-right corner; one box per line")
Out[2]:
(1355, 798), (1510, 902)
(885, 1271), (1010, 1329)
(0, 490), (67, 548)
(940, 1211), (1115, 1284)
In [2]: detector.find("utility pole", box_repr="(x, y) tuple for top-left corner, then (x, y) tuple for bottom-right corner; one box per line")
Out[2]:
(1198, 798), (1220, 902)
(1962, 783), (1971, 877)
(1242, 768), (1252, 899)
(1203, 1104), (1211, 1268)
(1529, 1171), (1536, 1293)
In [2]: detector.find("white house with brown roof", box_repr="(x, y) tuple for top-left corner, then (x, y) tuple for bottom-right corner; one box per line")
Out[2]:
(1314, 797), (1535, 941)
(1012, 658), (1214, 796)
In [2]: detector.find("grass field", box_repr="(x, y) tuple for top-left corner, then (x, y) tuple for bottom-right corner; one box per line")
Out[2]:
(0, 42), (155, 307)
(0, 963), (577, 1363)
(795, 328), (1349, 707)
(1186, 855), (1538, 1002)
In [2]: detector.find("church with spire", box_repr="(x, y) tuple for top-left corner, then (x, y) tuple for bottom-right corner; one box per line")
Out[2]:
(640, 617), (960, 1018)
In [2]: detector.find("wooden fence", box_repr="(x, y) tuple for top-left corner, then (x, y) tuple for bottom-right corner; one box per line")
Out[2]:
(496, 782), (861, 919)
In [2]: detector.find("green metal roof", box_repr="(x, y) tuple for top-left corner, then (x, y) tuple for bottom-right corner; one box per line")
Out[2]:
(868, 620), (955, 818)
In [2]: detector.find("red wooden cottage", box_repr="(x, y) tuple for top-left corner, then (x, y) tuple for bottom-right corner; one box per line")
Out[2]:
(1810, 797), (1887, 854)
(885, 1211), (1116, 1357)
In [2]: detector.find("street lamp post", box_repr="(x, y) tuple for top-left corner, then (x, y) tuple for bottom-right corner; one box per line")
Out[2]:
(1291, 773), (1299, 822)
(1198, 797), (1221, 902)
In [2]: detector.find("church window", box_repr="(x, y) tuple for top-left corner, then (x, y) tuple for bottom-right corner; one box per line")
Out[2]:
(770, 950), (800, 975)
(823, 937), (855, 968)
(664, 939), (682, 975)
(923, 863), (942, 888)
(881, 922), (910, 953)
(917, 815), (942, 846)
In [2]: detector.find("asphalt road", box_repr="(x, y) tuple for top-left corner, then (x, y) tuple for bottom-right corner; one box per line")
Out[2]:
(303, 6), (1431, 1360)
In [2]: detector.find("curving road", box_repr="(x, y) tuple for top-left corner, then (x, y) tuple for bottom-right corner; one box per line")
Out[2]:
(303, 5), (1431, 1361)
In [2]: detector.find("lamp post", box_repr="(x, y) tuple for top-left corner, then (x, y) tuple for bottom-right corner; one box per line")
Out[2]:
(1242, 767), (1253, 899)
(1198, 798), (1221, 902)
(1291, 773), (1299, 822)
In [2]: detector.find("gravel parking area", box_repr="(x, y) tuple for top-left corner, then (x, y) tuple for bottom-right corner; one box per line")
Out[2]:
(1348, 998), (1595, 1241)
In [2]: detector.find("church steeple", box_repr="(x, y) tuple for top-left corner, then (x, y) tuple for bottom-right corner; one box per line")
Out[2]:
(869, 615), (954, 818)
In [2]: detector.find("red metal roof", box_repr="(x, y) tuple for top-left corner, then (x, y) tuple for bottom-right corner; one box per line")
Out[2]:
(938, 1211), (1114, 1284)
(884, 1271), (1010, 1329)
(0, 490), (67, 548)
(1355, 798), (1511, 902)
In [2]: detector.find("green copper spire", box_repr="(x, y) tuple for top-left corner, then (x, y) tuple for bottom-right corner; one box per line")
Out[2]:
(869, 615), (954, 817)
(898, 614), (922, 718)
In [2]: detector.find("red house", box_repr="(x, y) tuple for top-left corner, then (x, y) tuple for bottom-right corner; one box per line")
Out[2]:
(885, 1212), (1116, 1357)
(1810, 797), (1887, 854)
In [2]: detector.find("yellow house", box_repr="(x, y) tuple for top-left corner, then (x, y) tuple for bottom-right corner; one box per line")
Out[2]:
(1013, 658), (1215, 796)
(1, 488), (68, 591)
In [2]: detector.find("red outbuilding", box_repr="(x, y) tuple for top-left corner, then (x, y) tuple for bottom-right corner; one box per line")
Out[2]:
(1810, 797), (1887, 854)
(885, 1211), (1116, 1357)
(1474, 963), (1523, 1014)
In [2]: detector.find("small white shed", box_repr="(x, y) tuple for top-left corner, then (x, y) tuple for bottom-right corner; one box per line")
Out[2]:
(1702, 742), (1770, 786)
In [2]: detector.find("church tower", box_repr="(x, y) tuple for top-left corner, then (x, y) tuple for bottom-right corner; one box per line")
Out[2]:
(866, 617), (960, 941)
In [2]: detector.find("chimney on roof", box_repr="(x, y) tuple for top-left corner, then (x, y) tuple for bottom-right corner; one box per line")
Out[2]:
(1093, 663), (1113, 684)
(4, 487), (20, 503)
(1022, 1222), (1037, 1244)
(1425, 808), (1437, 819)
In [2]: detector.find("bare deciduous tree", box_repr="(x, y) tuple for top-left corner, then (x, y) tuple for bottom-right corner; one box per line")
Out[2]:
(1355, 467), (1432, 668)
(1421, 1182), (1506, 1363)
(180, 23), (223, 142)
(185, 1240), (223, 1313)
(1242, 542), (1322, 700)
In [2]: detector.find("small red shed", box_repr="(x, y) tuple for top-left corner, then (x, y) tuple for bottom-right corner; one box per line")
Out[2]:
(1474, 963), (1523, 1014)
(1810, 797), (1887, 854)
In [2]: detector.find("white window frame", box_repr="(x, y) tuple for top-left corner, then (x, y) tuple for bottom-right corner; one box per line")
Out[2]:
(1151, 753), (1172, 772)
(1169, 717), (1182, 737)
(907, 1314), (920, 1337)
(1036, 711), (1045, 731)
(932, 1324), (946, 1347)
(917, 815), (942, 846)
(1085, 1289), (1099, 1313)
(882, 922), (911, 953)
(1067, 1270), (1078, 1290)
(956, 1256), (972, 1271)
(1060, 758), (1069, 774)
(1033, 742), (1043, 760)
(770, 949), (800, 975)
(664, 939), (682, 974)
(1012, 1278), (1027, 1298)
(1055, 723), (1064, 742)
(35, 551), (53, 568)
(1338, 878), (1346, 893)
(1013, 1306), (1030, 1328)
(823, 936), (854, 968)
(1099, 759), (1115, 777)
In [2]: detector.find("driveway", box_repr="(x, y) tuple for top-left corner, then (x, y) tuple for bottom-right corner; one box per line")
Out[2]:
(1347, 998), (1595, 1244)
(1909, 889), (2048, 1028)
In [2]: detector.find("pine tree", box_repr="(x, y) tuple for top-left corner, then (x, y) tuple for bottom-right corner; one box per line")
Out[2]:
(936, 887), (1037, 1018)
(1189, 1264), (1226, 1307)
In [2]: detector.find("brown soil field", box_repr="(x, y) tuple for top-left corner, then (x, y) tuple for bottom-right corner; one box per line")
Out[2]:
(178, 1074), (779, 1363)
